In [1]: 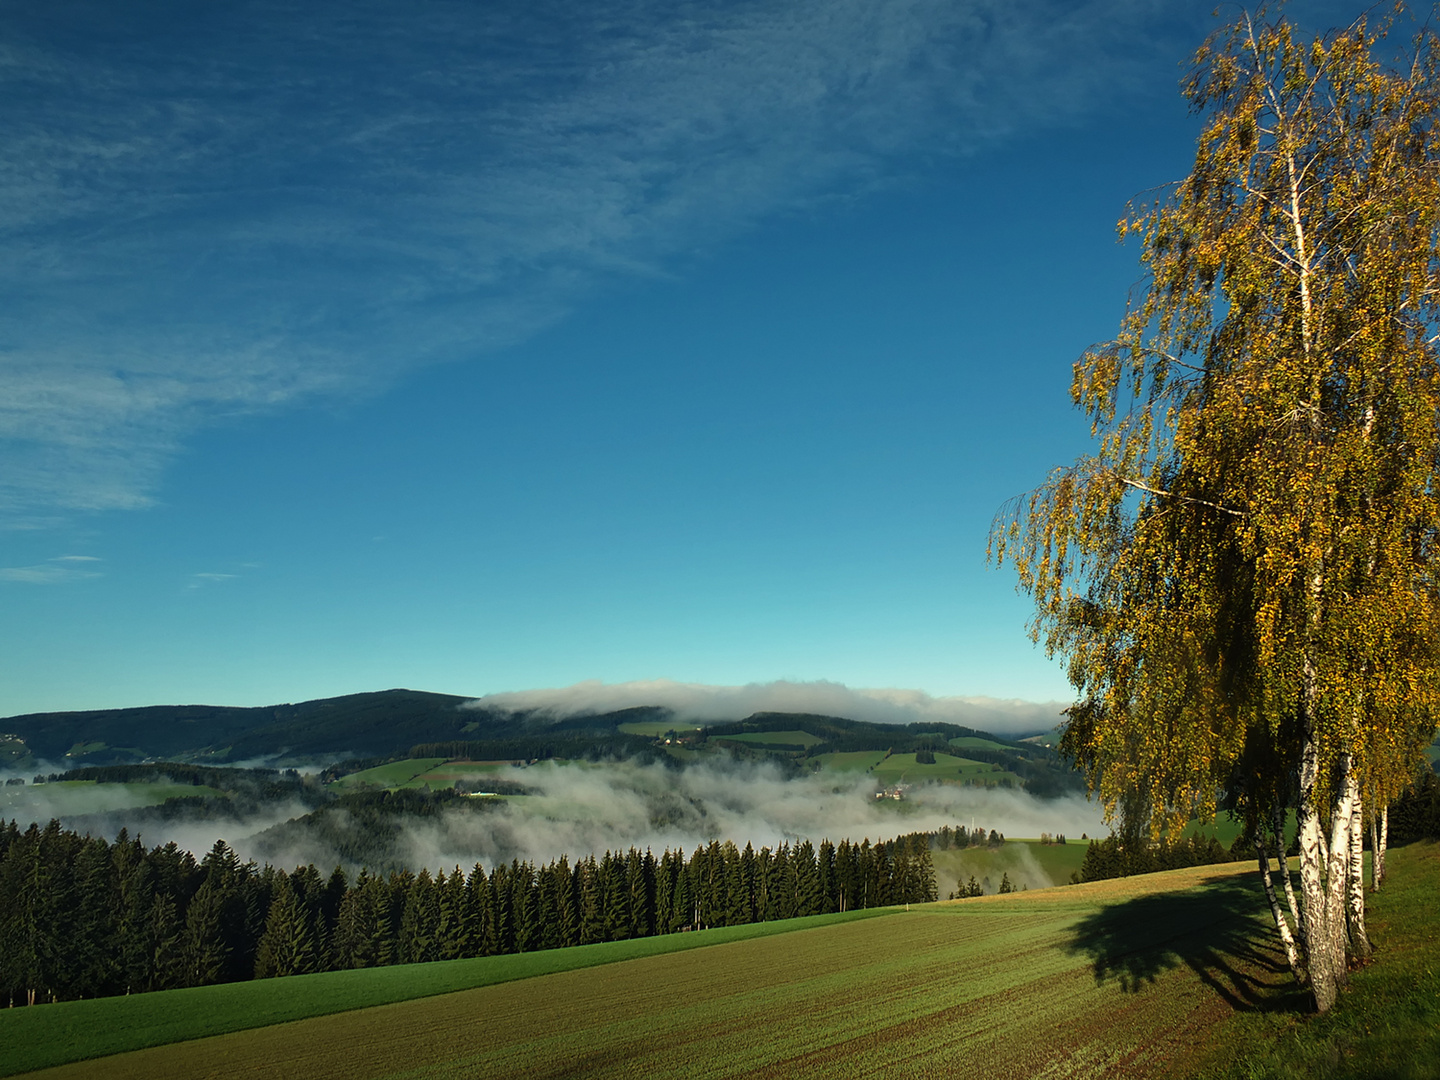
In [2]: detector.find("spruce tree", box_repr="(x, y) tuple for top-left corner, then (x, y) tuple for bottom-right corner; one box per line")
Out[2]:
(794, 840), (821, 917)
(578, 856), (604, 945)
(180, 878), (228, 988)
(254, 872), (317, 978)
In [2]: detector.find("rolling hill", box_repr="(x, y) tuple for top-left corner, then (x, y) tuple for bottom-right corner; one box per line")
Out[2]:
(2, 689), (1084, 795)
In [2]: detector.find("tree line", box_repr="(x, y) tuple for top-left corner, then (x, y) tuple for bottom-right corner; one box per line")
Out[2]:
(1076, 833), (1234, 883)
(0, 819), (938, 1007)
(1072, 764), (1440, 884)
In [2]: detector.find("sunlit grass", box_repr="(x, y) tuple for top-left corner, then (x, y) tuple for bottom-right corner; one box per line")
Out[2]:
(16, 863), (1273, 1080)
(1187, 840), (1440, 1080)
(933, 839), (1088, 893)
(713, 729), (826, 748)
(0, 910), (892, 1077)
(871, 751), (1022, 786)
(331, 758), (446, 789)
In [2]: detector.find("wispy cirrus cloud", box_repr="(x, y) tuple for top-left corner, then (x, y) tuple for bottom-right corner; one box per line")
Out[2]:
(0, 554), (103, 585)
(188, 572), (237, 587)
(0, 0), (1185, 524)
(186, 561), (260, 589)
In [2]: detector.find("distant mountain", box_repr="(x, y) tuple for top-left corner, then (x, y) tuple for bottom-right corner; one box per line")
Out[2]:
(1, 691), (684, 767)
(1, 689), (474, 765)
(1, 689), (1084, 796)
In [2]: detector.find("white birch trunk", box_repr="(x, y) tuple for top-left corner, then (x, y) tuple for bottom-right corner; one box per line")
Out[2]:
(1369, 814), (1381, 890)
(1274, 804), (1303, 943)
(1324, 752), (1358, 989)
(1298, 731), (1342, 1012)
(1374, 806), (1388, 889)
(1257, 830), (1304, 979)
(1346, 786), (1371, 959)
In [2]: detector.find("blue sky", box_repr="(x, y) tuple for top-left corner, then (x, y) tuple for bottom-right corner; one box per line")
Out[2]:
(0, 0), (1361, 716)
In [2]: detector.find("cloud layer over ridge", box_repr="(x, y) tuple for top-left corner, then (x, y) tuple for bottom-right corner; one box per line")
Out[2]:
(466, 678), (1068, 735)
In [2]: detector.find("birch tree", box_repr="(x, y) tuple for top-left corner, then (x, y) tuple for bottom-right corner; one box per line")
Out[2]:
(991, 5), (1440, 1012)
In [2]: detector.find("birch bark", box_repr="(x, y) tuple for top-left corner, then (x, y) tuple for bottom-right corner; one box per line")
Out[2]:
(1274, 805), (1302, 943)
(1369, 805), (1390, 890)
(1298, 728), (1342, 1012)
(1346, 789), (1371, 959)
(1324, 752), (1359, 987)
(1257, 831), (1304, 979)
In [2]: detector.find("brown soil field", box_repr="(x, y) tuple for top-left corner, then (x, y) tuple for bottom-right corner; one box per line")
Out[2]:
(26, 861), (1286, 1080)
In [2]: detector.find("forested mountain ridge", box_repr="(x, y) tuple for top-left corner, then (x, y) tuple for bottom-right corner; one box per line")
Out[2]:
(0, 689), (473, 764)
(0, 689), (1081, 794)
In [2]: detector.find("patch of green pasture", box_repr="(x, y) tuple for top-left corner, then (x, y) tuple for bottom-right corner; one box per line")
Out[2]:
(40, 862), (1277, 1080)
(933, 840), (1087, 894)
(411, 761), (510, 784)
(870, 751), (1021, 785)
(0, 781), (228, 820)
(812, 750), (889, 772)
(332, 758), (447, 790)
(714, 729), (824, 748)
(0, 909), (894, 1077)
(1180, 809), (1297, 849)
(1189, 840), (1440, 1080)
(948, 736), (1013, 752)
(617, 721), (703, 737)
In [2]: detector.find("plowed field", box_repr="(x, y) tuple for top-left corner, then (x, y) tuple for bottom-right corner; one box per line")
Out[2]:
(24, 861), (1287, 1080)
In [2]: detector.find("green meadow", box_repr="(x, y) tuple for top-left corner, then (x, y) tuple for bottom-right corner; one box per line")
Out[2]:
(409, 761), (510, 784)
(948, 735), (1014, 752)
(933, 839), (1089, 893)
(332, 758), (448, 789)
(10, 845), (1436, 1080)
(712, 729), (826, 748)
(0, 911), (893, 1077)
(1193, 840), (1440, 1080)
(811, 749), (889, 772)
(870, 750), (1023, 786)
(11, 861), (1281, 1080)
(0, 781), (227, 818)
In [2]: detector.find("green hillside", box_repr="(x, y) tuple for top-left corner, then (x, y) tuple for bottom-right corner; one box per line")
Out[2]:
(9, 861), (1283, 1080)
(0, 691), (1083, 796)
(0, 780), (228, 818)
(870, 750), (1021, 786)
(0, 689), (476, 764)
(933, 840), (1088, 893)
(14, 845), (1435, 1080)
(0, 910), (891, 1077)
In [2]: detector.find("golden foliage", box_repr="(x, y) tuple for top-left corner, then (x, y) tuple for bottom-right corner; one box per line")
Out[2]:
(992, 5), (1440, 837)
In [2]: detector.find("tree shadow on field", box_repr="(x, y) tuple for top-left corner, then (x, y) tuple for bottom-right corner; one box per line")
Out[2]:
(1064, 872), (1309, 1014)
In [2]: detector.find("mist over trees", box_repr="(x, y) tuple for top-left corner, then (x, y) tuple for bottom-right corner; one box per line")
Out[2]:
(992, 5), (1440, 1012)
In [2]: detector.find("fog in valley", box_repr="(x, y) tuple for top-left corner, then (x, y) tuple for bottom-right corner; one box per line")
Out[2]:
(2, 756), (1107, 877)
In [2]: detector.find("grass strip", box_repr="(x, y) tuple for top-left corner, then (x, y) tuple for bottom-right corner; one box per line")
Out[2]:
(0, 908), (894, 1077)
(1187, 840), (1440, 1080)
(17, 862), (1275, 1080)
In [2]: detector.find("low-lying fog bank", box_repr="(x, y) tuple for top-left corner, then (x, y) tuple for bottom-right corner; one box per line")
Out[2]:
(467, 679), (1069, 737)
(5, 757), (1107, 874)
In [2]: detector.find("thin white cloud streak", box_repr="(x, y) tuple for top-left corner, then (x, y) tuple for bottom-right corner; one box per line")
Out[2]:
(467, 678), (1069, 735)
(0, 0), (1185, 523)
(0, 554), (104, 584)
